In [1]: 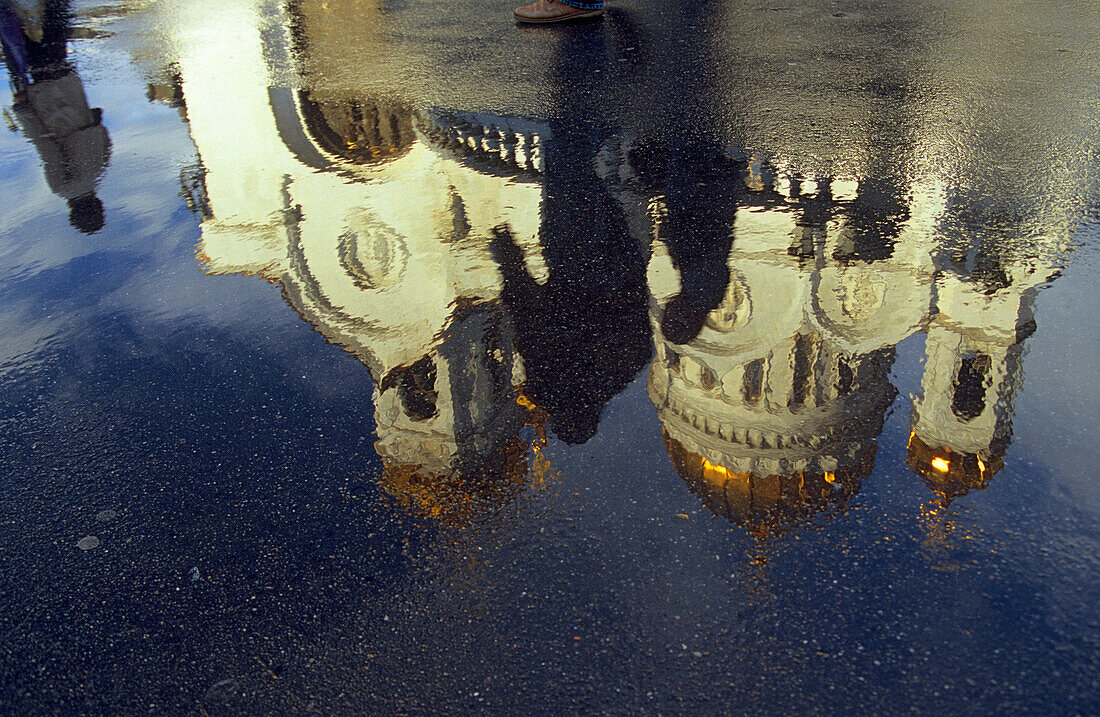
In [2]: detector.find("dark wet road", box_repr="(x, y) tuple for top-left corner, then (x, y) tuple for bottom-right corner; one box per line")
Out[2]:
(1, 0), (1100, 713)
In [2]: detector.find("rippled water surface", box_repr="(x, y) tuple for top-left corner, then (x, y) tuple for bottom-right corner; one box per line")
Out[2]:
(2, 0), (1100, 712)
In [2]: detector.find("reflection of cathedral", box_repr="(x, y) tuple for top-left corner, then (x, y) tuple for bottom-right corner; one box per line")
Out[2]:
(146, 0), (1075, 536)
(643, 161), (931, 535)
(641, 152), (1064, 532)
(153, 0), (553, 525)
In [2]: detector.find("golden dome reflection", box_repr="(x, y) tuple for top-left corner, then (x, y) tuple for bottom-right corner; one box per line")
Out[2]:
(352, 392), (560, 529)
(664, 431), (871, 540)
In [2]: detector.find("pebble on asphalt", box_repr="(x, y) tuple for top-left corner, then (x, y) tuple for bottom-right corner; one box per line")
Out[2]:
(78, 536), (101, 551)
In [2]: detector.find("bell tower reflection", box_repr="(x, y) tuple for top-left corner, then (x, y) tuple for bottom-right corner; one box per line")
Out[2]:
(907, 239), (1046, 500)
(371, 307), (535, 525)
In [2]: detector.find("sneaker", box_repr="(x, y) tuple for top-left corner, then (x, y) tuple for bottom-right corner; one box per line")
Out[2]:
(514, 0), (603, 23)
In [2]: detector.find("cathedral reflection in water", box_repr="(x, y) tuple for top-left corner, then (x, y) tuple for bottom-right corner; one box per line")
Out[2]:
(645, 159), (1053, 535)
(149, 0), (1071, 536)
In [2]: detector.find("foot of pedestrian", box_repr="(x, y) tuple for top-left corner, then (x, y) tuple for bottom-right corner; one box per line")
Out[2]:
(514, 0), (604, 24)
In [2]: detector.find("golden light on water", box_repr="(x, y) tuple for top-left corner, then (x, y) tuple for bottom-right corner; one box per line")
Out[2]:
(701, 456), (736, 483)
(931, 457), (951, 473)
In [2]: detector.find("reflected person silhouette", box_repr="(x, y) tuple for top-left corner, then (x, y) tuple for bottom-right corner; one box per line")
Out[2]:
(490, 21), (650, 445)
(1, 0), (70, 90)
(0, 1), (30, 90)
(629, 136), (740, 345)
(612, 2), (741, 346)
(4, 0), (110, 234)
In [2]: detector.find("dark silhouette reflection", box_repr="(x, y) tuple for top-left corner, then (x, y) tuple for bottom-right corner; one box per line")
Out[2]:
(0, 2), (30, 87)
(634, 137), (740, 345)
(616, 3), (741, 346)
(490, 22), (650, 444)
(2, 0), (109, 233)
(2, 0), (69, 88)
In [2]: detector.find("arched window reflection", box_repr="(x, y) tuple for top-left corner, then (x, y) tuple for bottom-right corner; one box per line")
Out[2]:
(951, 352), (991, 422)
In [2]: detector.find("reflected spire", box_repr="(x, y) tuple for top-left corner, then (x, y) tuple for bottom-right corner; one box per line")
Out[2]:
(907, 236), (1052, 501)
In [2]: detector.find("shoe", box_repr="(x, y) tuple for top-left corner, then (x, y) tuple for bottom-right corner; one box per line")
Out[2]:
(514, 0), (603, 23)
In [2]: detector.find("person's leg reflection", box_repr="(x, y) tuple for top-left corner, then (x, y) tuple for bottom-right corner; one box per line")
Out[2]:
(492, 21), (650, 444)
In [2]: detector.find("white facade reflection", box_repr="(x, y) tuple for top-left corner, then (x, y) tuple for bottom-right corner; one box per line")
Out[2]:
(158, 1), (552, 523)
